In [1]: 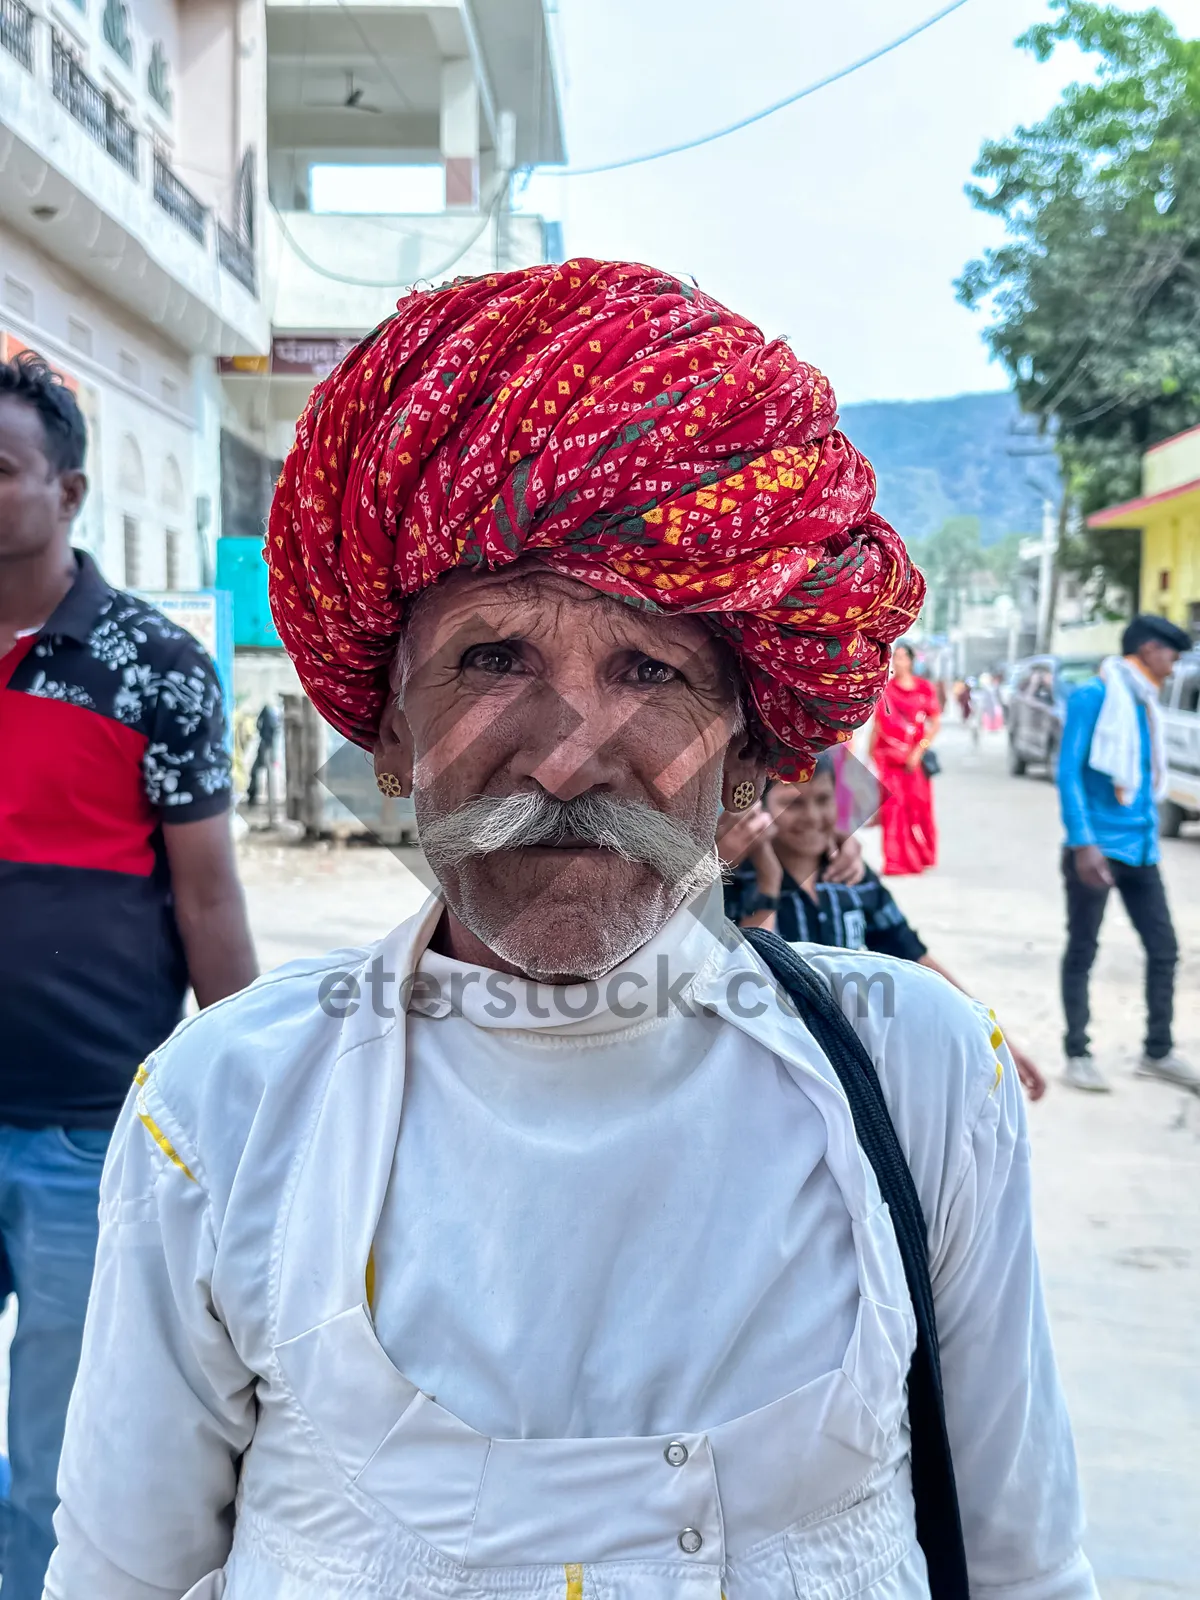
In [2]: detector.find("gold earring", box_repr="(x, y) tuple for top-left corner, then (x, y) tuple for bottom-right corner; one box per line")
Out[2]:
(730, 780), (757, 811)
(376, 772), (404, 798)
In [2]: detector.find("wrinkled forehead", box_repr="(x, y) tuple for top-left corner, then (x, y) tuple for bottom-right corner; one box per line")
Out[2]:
(401, 558), (733, 672)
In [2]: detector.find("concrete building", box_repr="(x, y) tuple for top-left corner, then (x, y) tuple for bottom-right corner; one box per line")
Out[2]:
(0, 0), (270, 589)
(217, 0), (564, 637)
(1089, 424), (1200, 638)
(208, 0), (564, 785)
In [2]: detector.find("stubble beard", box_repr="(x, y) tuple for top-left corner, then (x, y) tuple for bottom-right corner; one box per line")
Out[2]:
(416, 790), (721, 981)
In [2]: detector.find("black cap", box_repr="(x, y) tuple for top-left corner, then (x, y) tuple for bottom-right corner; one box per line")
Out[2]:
(1121, 614), (1193, 656)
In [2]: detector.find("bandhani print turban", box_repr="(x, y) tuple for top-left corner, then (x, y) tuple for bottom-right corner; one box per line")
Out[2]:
(267, 258), (924, 779)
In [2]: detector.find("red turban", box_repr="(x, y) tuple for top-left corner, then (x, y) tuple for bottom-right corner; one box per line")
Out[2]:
(267, 259), (923, 778)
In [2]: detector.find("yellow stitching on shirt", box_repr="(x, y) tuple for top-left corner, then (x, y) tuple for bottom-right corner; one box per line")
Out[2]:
(565, 1564), (584, 1600)
(989, 1025), (1004, 1050)
(137, 1110), (196, 1182)
(365, 1248), (377, 1314)
(992, 1060), (1004, 1093)
(133, 1062), (150, 1088)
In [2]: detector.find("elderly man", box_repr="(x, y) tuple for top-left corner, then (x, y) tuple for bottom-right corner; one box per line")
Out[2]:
(48, 263), (1096, 1600)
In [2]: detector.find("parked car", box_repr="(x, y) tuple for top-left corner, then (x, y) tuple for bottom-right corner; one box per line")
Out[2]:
(1007, 654), (1102, 778)
(1159, 649), (1200, 837)
(997, 661), (1023, 719)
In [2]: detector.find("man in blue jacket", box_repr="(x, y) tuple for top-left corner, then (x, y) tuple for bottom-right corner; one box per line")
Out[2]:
(1057, 614), (1195, 1092)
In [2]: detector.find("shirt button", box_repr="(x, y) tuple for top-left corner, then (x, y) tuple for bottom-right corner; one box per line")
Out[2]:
(678, 1529), (703, 1555)
(664, 1441), (688, 1467)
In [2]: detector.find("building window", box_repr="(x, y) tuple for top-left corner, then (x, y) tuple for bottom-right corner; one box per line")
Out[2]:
(102, 0), (132, 67)
(165, 527), (182, 589)
(147, 41), (172, 113)
(161, 453), (184, 512)
(2, 276), (33, 320)
(118, 432), (144, 495)
(67, 317), (93, 356)
(123, 516), (140, 587)
(118, 349), (140, 385)
(309, 164), (443, 215)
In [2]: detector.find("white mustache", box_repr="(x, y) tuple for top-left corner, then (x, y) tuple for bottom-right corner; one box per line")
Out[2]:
(418, 790), (719, 891)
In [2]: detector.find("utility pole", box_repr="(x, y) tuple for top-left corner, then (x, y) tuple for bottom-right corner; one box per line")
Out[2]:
(1035, 497), (1059, 654)
(494, 110), (516, 272)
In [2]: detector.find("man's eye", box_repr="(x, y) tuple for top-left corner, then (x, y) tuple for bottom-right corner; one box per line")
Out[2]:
(462, 643), (519, 675)
(633, 657), (678, 685)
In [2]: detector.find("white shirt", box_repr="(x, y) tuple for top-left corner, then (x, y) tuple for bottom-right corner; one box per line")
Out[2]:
(374, 912), (860, 1437)
(46, 888), (1098, 1600)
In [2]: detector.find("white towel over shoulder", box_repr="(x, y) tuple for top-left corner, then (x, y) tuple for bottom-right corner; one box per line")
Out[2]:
(1088, 656), (1166, 806)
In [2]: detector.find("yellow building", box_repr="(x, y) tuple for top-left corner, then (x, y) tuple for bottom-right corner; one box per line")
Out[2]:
(1089, 425), (1200, 634)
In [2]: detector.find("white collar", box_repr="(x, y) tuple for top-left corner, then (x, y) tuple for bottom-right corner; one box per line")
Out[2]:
(412, 880), (734, 1038)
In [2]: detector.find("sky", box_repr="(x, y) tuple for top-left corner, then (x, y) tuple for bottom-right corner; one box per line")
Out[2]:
(517, 0), (1200, 406)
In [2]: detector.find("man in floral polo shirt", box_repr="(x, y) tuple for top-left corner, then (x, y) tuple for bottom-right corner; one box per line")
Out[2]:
(0, 351), (259, 1597)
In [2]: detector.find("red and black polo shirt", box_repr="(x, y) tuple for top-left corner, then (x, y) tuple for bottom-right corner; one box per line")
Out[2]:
(0, 550), (231, 1128)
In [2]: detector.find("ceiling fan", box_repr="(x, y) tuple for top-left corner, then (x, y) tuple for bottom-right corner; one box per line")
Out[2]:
(307, 71), (383, 114)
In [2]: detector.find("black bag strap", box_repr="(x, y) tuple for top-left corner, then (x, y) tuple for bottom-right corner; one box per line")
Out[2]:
(742, 927), (970, 1600)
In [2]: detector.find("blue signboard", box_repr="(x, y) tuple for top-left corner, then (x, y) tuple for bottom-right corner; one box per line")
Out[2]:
(216, 537), (282, 649)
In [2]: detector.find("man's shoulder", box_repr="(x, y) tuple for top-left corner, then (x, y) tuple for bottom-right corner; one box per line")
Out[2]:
(139, 943), (382, 1192)
(820, 863), (886, 901)
(94, 587), (187, 646)
(790, 944), (1010, 1203)
(92, 590), (217, 674)
(797, 941), (988, 1051)
(1065, 676), (1104, 717)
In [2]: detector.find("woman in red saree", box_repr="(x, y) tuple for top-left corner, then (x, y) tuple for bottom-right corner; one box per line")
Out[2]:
(871, 643), (941, 876)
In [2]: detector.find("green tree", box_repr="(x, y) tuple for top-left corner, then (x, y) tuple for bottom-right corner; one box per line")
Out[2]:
(958, 2), (1200, 607)
(981, 529), (1025, 592)
(909, 516), (987, 633)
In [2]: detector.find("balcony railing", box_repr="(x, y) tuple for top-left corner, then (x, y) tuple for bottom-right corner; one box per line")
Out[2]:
(51, 32), (137, 178)
(153, 152), (206, 243)
(0, 0), (32, 70)
(217, 221), (256, 296)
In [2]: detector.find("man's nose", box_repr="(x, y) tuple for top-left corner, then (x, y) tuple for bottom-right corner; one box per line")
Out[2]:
(512, 683), (631, 802)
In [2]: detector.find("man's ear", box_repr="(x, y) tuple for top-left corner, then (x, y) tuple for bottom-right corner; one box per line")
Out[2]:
(720, 733), (769, 811)
(375, 691), (415, 799)
(60, 471), (88, 524)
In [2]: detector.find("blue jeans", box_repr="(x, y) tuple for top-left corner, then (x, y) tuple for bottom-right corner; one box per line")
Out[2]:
(0, 1124), (110, 1599)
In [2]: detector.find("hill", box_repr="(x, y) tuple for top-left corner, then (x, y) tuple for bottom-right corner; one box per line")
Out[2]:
(839, 390), (1056, 546)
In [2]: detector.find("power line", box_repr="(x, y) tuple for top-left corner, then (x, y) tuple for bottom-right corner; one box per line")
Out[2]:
(271, 179), (507, 290)
(1057, 287), (1200, 430)
(550, 0), (974, 178)
(1024, 239), (1186, 427)
(1027, 247), (1149, 415)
